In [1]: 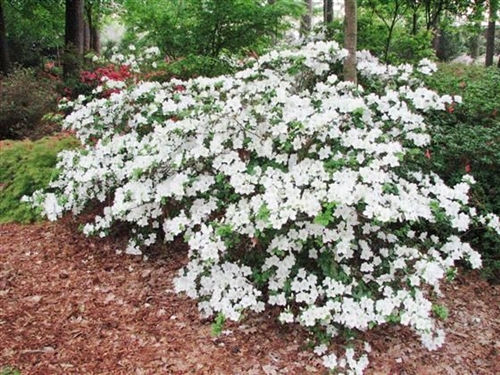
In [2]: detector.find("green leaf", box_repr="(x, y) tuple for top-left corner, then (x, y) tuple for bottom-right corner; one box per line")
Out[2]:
(211, 312), (226, 336)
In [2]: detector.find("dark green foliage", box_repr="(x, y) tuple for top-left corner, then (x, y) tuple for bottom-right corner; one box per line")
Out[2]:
(322, 11), (434, 65)
(424, 64), (500, 282)
(147, 54), (236, 82)
(0, 67), (59, 140)
(0, 135), (80, 224)
(435, 25), (468, 62)
(3, 0), (65, 68)
(122, 0), (302, 59)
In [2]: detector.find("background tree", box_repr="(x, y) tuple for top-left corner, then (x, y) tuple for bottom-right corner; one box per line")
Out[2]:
(344, 0), (357, 83)
(300, 0), (313, 36)
(83, 0), (122, 55)
(364, 0), (408, 63)
(0, 0), (10, 74)
(485, 0), (498, 66)
(324, 0), (333, 23)
(1, 0), (65, 68)
(123, 0), (301, 58)
(64, 0), (84, 78)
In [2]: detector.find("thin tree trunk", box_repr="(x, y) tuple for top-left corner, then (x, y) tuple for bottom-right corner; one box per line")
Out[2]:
(470, 35), (479, 59)
(343, 0), (357, 84)
(91, 27), (101, 54)
(412, 10), (418, 35)
(84, 19), (91, 52)
(324, 0), (333, 24)
(300, 0), (313, 36)
(485, 21), (496, 66)
(0, 0), (10, 74)
(486, 0), (498, 67)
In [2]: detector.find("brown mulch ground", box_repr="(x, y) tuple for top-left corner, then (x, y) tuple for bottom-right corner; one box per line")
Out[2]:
(1, 219), (500, 374)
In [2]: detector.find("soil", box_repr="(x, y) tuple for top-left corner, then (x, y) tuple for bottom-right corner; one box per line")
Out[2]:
(1, 219), (500, 374)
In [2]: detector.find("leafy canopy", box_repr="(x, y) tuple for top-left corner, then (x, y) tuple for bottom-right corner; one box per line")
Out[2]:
(122, 0), (303, 57)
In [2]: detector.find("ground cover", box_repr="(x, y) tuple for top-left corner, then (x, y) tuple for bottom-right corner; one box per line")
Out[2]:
(1, 219), (499, 374)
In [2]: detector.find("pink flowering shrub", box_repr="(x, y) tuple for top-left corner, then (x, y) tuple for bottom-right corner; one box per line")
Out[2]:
(80, 64), (133, 98)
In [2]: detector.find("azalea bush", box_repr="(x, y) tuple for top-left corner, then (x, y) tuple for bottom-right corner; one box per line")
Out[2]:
(66, 45), (238, 102)
(27, 41), (500, 373)
(62, 46), (163, 100)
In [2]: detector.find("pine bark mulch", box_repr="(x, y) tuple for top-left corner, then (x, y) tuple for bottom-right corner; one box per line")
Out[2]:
(1, 220), (499, 374)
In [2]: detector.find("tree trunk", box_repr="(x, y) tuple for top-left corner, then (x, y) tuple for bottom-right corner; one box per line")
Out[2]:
(470, 35), (479, 59)
(0, 0), (10, 74)
(412, 10), (418, 35)
(432, 30), (444, 60)
(64, 0), (85, 78)
(300, 0), (313, 36)
(84, 19), (91, 52)
(65, 0), (84, 55)
(486, 23), (496, 66)
(91, 27), (101, 55)
(343, 0), (357, 84)
(486, 0), (498, 67)
(324, 0), (333, 24)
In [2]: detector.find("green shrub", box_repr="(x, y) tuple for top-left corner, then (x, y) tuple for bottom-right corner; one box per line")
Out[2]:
(424, 64), (500, 282)
(0, 135), (80, 223)
(0, 367), (20, 375)
(153, 54), (236, 81)
(0, 67), (59, 140)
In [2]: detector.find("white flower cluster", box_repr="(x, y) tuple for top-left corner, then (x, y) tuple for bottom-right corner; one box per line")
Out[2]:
(27, 41), (499, 373)
(106, 44), (161, 72)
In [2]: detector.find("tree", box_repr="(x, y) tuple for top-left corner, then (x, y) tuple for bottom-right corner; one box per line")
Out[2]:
(83, 0), (121, 55)
(65, 0), (84, 55)
(485, 0), (498, 66)
(0, 0), (65, 68)
(324, 0), (333, 23)
(300, 0), (313, 36)
(64, 0), (84, 77)
(0, 0), (10, 74)
(344, 0), (357, 83)
(402, 0), (471, 57)
(123, 0), (302, 58)
(364, 0), (408, 63)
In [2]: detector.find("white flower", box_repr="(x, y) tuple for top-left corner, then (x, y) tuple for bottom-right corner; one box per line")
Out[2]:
(322, 353), (338, 369)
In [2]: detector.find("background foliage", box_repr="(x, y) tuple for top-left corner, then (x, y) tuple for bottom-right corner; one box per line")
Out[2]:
(0, 67), (60, 140)
(424, 64), (500, 281)
(122, 0), (302, 58)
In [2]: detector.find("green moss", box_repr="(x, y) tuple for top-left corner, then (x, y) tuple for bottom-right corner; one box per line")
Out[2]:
(0, 135), (80, 223)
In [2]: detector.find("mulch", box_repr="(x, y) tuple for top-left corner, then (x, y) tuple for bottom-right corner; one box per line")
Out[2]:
(1, 219), (499, 374)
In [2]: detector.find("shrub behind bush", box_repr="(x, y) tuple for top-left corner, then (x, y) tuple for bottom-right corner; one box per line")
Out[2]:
(0, 67), (59, 140)
(424, 64), (500, 282)
(0, 135), (80, 223)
